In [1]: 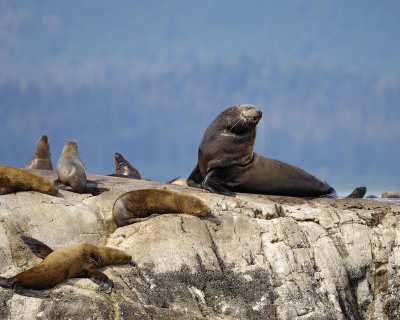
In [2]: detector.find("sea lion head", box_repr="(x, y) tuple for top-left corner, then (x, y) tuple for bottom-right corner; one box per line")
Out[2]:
(114, 152), (125, 165)
(39, 135), (48, 144)
(198, 104), (262, 173)
(36, 135), (51, 157)
(95, 246), (132, 266)
(61, 140), (79, 156)
(63, 140), (78, 151)
(217, 104), (262, 133)
(179, 195), (211, 217)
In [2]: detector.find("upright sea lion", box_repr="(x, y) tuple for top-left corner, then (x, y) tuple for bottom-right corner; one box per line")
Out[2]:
(0, 236), (132, 298)
(113, 189), (211, 226)
(56, 140), (87, 193)
(187, 104), (365, 198)
(345, 187), (367, 198)
(109, 152), (141, 179)
(26, 135), (53, 170)
(0, 166), (58, 196)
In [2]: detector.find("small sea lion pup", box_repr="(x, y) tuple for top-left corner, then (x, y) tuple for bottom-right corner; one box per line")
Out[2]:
(187, 104), (365, 198)
(0, 236), (132, 298)
(109, 152), (141, 179)
(113, 189), (211, 227)
(0, 166), (58, 196)
(56, 140), (87, 193)
(26, 135), (53, 170)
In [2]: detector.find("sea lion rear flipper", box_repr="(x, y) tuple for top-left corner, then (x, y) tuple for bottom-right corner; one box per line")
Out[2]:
(88, 269), (114, 293)
(166, 176), (181, 184)
(21, 236), (53, 259)
(14, 284), (49, 299)
(86, 180), (109, 195)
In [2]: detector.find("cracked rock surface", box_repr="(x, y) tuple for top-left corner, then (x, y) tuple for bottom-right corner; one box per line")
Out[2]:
(1, 169), (400, 319)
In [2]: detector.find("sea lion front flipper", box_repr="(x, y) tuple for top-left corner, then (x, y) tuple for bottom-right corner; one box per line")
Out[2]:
(88, 269), (114, 293)
(14, 284), (49, 299)
(187, 165), (203, 189)
(21, 236), (53, 259)
(87, 262), (114, 293)
(202, 169), (236, 197)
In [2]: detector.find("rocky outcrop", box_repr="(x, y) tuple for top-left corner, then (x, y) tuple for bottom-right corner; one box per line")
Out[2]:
(1, 169), (399, 319)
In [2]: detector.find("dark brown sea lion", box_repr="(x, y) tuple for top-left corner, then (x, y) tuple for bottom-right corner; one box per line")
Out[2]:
(26, 135), (53, 170)
(109, 152), (141, 179)
(0, 166), (58, 196)
(112, 189), (211, 226)
(345, 187), (367, 198)
(187, 104), (365, 198)
(0, 236), (132, 298)
(56, 140), (87, 193)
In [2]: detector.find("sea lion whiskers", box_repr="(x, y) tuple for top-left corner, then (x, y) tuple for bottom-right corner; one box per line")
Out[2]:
(227, 117), (244, 132)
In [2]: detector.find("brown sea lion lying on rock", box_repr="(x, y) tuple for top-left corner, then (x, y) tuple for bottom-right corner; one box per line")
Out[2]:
(113, 189), (211, 227)
(0, 166), (58, 196)
(0, 236), (132, 298)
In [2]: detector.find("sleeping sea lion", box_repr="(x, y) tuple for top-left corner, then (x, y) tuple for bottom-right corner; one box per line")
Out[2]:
(26, 135), (53, 170)
(0, 166), (58, 196)
(187, 104), (365, 198)
(112, 189), (211, 226)
(109, 152), (141, 179)
(0, 236), (132, 298)
(56, 140), (87, 193)
(381, 191), (400, 199)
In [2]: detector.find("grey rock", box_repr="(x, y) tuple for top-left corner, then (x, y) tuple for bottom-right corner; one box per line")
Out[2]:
(1, 170), (400, 319)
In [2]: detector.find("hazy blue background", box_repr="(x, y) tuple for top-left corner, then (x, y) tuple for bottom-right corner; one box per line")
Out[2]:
(1, 0), (399, 192)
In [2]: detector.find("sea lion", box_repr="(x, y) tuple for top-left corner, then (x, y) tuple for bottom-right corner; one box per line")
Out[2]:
(345, 186), (367, 198)
(109, 152), (141, 179)
(56, 140), (87, 193)
(168, 177), (188, 186)
(112, 189), (211, 227)
(26, 135), (53, 170)
(0, 166), (58, 196)
(187, 104), (365, 198)
(0, 236), (132, 298)
(381, 191), (400, 199)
